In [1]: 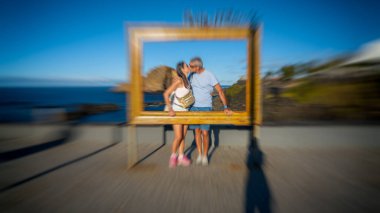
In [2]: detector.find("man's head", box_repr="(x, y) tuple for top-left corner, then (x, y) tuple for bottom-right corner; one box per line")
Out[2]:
(189, 57), (204, 73)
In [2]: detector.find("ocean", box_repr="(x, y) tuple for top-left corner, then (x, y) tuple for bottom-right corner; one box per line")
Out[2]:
(0, 87), (165, 123)
(0, 85), (233, 123)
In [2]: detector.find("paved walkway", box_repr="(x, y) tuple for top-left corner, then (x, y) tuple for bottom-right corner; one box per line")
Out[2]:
(0, 125), (379, 212)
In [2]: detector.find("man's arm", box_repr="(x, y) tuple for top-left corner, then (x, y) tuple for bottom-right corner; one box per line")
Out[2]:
(214, 83), (233, 115)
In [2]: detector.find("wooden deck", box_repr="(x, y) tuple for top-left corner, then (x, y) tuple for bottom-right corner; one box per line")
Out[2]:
(0, 125), (379, 212)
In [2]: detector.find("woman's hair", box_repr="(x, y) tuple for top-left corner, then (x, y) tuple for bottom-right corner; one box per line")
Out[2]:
(176, 61), (189, 88)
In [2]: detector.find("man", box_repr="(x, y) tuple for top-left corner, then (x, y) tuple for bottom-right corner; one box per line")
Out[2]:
(188, 57), (232, 166)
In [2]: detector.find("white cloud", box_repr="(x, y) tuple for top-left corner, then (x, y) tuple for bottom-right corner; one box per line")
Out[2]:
(343, 39), (380, 65)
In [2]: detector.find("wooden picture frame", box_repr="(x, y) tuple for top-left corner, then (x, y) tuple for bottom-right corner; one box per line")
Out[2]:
(127, 26), (262, 126)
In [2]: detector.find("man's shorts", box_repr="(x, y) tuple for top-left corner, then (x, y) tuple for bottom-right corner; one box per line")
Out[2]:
(189, 106), (212, 131)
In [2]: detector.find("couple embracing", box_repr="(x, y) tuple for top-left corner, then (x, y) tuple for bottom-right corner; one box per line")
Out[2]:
(163, 57), (232, 168)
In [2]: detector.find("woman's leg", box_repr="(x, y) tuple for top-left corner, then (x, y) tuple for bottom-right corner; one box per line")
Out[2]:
(169, 124), (183, 167)
(178, 124), (188, 155)
(178, 124), (190, 166)
(171, 124), (183, 154)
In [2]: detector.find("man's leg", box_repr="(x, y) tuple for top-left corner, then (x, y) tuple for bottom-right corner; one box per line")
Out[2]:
(194, 128), (203, 164)
(202, 129), (209, 157)
(200, 123), (210, 166)
(194, 128), (202, 155)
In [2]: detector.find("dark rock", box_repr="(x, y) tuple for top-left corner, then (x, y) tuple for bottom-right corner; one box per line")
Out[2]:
(79, 104), (120, 115)
(143, 66), (175, 92)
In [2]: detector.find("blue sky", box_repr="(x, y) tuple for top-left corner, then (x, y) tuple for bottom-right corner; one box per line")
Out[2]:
(0, 0), (379, 86)
(144, 40), (247, 85)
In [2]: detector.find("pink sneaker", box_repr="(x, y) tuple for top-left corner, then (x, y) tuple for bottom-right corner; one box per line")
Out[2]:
(169, 155), (177, 168)
(178, 156), (191, 167)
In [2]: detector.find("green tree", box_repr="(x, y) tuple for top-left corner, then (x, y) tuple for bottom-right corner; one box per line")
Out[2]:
(263, 71), (273, 79)
(280, 65), (295, 81)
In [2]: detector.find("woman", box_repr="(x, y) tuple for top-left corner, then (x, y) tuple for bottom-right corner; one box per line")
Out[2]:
(163, 61), (192, 168)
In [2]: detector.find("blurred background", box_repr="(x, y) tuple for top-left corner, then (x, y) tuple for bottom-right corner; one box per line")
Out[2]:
(0, 0), (379, 124)
(1, 1), (380, 213)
